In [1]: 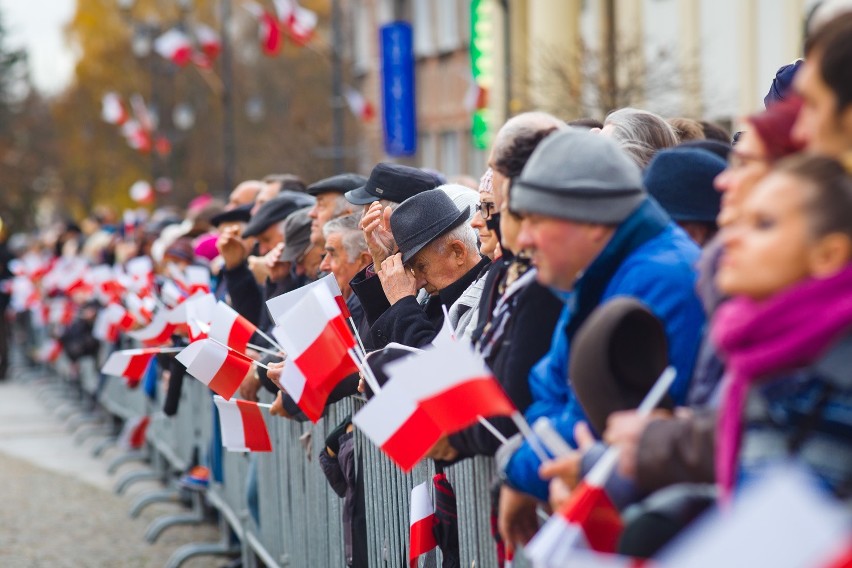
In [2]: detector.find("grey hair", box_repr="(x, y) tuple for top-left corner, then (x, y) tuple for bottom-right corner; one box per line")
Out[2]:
(323, 213), (368, 263)
(329, 193), (355, 217)
(603, 108), (678, 169)
(492, 112), (567, 164)
(430, 223), (479, 256)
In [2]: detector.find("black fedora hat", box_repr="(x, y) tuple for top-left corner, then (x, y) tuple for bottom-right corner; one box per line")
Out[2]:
(345, 162), (442, 205)
(569, 297), (672, 435)
(390, 188), (469, 264)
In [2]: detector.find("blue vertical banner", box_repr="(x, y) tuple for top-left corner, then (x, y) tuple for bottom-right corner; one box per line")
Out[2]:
(380, 22), (417, 156)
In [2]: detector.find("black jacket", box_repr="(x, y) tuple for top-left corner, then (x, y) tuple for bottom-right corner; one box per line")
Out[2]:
(222, 262), (264, 326)
(449, 268), (563, 458)
(356, 257), (490, 349)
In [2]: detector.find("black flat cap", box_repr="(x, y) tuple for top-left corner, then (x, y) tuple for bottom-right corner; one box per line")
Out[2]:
(242, 191), (315, 238)
(307, 173), (368, 196)
(569, 297), (672, 435)
(390, 188), (469, 264)
(345, 162), (443, 205)
(210, 203), (253, 227)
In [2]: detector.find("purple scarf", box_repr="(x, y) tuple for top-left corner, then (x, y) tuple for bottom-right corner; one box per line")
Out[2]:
(710, 264), (852, 500)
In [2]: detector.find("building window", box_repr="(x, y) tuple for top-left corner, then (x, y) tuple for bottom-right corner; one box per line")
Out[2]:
(351, 0), (371, 76)
(420, 132), (438, 170)
(435, 0), (461, 53)
(412, 0), (436, 57)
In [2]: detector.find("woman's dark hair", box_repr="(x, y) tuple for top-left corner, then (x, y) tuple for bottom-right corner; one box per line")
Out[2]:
(774, 154), (852, 241)
(493, 126), (559, 179)
(699, 121), (731, 144)
(567, 117), (604, 130)
(805, 11), (852, 113)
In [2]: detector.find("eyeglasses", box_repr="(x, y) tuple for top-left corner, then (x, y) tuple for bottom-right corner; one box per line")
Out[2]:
(475, 201), (497, 220)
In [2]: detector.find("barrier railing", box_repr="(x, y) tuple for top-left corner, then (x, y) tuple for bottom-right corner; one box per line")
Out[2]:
(67, 338), (511, 568)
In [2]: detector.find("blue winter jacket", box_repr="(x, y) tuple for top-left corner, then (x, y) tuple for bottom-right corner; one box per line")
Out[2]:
(504, 200), (706, 500)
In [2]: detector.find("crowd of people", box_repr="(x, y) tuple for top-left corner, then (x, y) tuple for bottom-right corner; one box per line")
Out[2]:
(2, 7), (852, 568)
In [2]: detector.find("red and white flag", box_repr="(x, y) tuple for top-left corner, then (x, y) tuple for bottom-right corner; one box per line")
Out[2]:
(266, 273), (350, 325)
(183, 292), (217, 340)
(244, 2), (282, 56)
(168, 264), (211, 296)
(124, 123), (153, 154)
(354, 341), (514, 470)
(409, 481), (438, 567)
(193, 23), (221, 60)
(209, 301), (256, 353)
(344, 86), (376, 122)
(126, 256), (154, 295)
(213, 395), (272, 452)
(101, 92), (128, 125)
(176, 338), (253, 400)
(117, 415), (150, 450)
(101, 347), (178, 382)
(125, 293), (155, 326)
(276, 0), (317, 45)
(37, 339), (63, 364)
(128, 312), (177, 347)
(271, 284), (358, 422)
(93, 303), (135, 343)
(154, 27), (193, 66)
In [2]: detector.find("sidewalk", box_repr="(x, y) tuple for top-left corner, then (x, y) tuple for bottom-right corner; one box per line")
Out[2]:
(0, 372), (220, 567)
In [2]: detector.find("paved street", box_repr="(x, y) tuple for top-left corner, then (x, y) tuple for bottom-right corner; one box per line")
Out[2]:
(0, 370), (221, 568)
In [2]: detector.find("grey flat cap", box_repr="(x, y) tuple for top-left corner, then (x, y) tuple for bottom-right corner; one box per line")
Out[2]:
(278, 207), (313, 263)
(510, 128), (646, 224)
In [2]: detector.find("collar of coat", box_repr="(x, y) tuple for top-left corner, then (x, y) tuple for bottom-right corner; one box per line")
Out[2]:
(435, 255), (491, 308)
(564, 198), (671, 341)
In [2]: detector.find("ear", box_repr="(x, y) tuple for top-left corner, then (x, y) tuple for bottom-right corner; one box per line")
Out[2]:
(358, 251), (372, 270)
(450, 240), (467, 263)
(809, 233), (852, 278)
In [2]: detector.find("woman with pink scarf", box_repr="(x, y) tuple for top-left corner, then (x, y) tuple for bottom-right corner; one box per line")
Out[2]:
(712, 154), (852, 501)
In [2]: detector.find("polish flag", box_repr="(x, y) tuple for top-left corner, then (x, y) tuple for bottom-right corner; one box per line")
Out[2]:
(101, 347), (174, 382)
(101, 92), (128, 125)
(184, 292), (217, 340)
(352, 379), (444, 471)
(409, 481), (438, 567)
(154, 27), (193, 66)
(276, 0), (317, 46)
(382, 341), (516, 434)
(209, 302), (257, 353)
(161, 279), (187, 308)
(169, 264), (211, 296)
(266, 273), (350, 325)
(176, 338), (253, 400)
(126, 293), (154, 325)
(93, 303), (135, 343)
(193, 23), (221, 60)
(124, 122), (153, 154)
(344, 86), (376, 122)
(245, 2), (282, 56)
(117, 415), (151, 450)
(271, 285), (358, 422)
(37, 339), (63, 364)
(213, 396), (272, 452)
(126, 256), (154, 295)
(128, 312), (177, 347)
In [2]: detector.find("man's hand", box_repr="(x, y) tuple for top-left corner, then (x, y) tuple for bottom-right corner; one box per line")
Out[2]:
(266, 360), (286, 390)
(270, 391), (293, 418)
(238, 367), (261, 402)
(217, 226), (248, 270)
(603, 410), (667, 480)
(498, 485), (541, 547)
(538, 421), (596, 490)
(377, 253), (417, 304)
(360, 202), (396, 266)
(425, 435), (459, 461)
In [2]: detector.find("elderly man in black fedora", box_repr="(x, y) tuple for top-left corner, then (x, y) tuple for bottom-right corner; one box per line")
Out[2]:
(354, 188), (490, 349)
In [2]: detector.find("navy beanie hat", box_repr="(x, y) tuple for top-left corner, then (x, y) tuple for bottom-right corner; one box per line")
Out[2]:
(764, 60), (803, 108)
(643, 147), (725, 224)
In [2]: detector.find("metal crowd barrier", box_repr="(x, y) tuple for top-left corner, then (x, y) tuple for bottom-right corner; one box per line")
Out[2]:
(73, 336), (515, 568)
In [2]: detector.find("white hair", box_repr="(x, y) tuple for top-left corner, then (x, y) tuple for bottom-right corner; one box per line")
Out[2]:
(436, 183), (479, 223)
(430, 223), (479, 256)
(323, 213), (367, 262)
(603, 107), (678, 169)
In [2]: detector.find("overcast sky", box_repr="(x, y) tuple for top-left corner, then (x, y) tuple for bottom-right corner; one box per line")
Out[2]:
(0, 0), (76, 96)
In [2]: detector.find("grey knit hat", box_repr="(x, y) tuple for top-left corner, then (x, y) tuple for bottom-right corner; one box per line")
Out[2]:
(510, 128), (646, 224)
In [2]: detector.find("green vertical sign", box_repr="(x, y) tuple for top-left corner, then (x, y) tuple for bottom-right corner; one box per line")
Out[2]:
(470, 0), (493, 149)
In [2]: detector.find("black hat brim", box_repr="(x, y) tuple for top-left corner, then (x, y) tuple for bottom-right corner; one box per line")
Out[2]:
(344, 185), (379, 205)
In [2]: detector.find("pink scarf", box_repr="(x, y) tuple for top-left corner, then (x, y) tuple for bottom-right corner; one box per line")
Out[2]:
(710, 264), (852, 500)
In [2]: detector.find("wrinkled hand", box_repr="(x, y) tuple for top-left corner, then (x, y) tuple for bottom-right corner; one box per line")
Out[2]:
(266, 360), (286, 390)
(377, 253), (417, 305)
(360, 202), (396, 266)
(270, 391), (293, 418)
(603, 410), (666, 480)
(217, 226), (248, 270)
(498, 485), (541, 547)
(425, 435), (459, 461)
(248, 255), (271, 284)
(238, 367), (260, 402)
